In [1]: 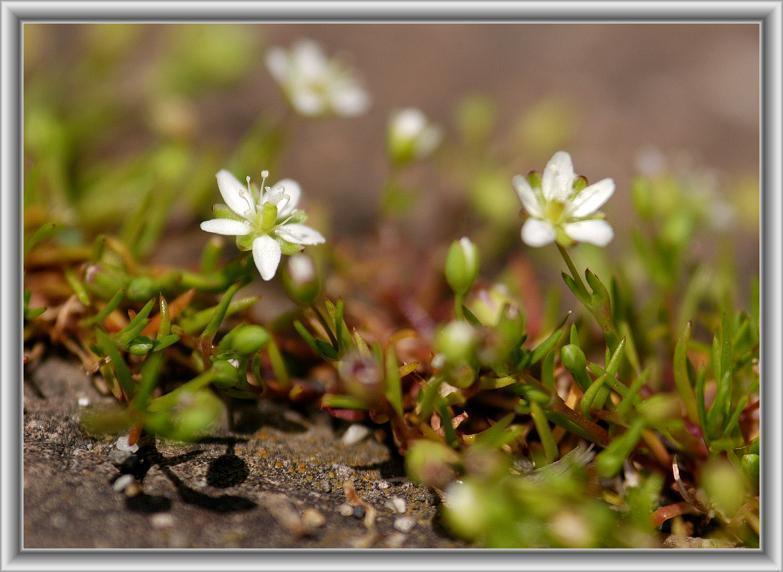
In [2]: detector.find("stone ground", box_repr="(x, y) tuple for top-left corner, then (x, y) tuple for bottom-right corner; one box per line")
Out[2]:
(23, 357), (461, 548)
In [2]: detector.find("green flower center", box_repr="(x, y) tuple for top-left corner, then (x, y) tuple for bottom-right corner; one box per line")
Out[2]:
(544, 200), (567, 224)
(253, 202), (279, 233)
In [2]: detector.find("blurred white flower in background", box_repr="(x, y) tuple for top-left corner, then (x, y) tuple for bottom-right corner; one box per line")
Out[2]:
(513, 151), (615, 248)
(387, 108), (442, 164)
(200, 169), (325, 281)
(265, 39), (369, 117)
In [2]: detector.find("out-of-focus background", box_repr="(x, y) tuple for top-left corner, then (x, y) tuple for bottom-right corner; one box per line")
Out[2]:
(24, 23), (759, 267)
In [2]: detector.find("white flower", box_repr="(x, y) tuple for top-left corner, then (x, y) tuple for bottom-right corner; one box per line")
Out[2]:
(513, 151), (615, 248)
(388, 108), (442, 163)
(200, 169), (325, 281)
(265, 39), (369, 117)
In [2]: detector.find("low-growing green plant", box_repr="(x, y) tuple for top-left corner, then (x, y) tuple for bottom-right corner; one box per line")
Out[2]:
(23, 33), (759, 549)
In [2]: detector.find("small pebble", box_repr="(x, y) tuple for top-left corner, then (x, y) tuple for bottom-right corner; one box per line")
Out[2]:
(394, 516), (416, 533)
(337, 503), (353, 517)
(112, 474), (135, 493)
(302, 508), (326, 531)
(115, 435), (139, 453)
(77, 396), (90, 407)
(124, 482), (142, 497)
(390, 497), (406, 514)
(108, 448), (132, 466)
(151, 513), (174, 529)
(352, 506), (366, 519)
(377, 480), (390, 490)
(341, 424), (370, 446)
(319, 480), (332, 493)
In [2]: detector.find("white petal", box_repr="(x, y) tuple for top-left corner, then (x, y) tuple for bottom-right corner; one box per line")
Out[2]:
(265, 179), (301, 217)
(199, 218), (251, 236)
(265, 47), (289, 83)
(564, 219), (614, 246)
(276, 223), (325, 245)
(568, 178), (615, 217)
(291, 88), (326, 116)
(513, 175), (543, 217)
(331, 84), (369, 116)
(292, 40), (328, 81)
(391, 108), (426, 140)
(216, 169), (254, 217)
(252, 235), (282, 281)
(542, 151), (575, 201)
(521, 218), (556, 247)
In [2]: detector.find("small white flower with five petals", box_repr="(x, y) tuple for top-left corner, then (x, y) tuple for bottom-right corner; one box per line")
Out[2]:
(200, 169), (325, 281)
(265, 40), (369, 117)
(513, 151), (615, 248)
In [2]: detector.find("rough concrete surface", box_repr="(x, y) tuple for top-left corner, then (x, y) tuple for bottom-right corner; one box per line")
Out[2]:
(24, 357), (460, 548)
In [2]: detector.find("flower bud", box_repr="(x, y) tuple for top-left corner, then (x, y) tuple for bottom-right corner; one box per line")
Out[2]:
(443, 479), (487, 540)
(560, 344), (586, 372)
(387, 108), (442, 166)
(435, 321), (477, 364)
(144, 389), (224, 442)
(445, 237), (479, 296)
(702, 459), (747, 518)
(211, 359), (241, 388)
(281, 254), (320, 305)
(405, 439), (459, 489)
(560, 344), (591, 391)
(638, 393), (680, 424)
(127, 276), (155, 302)
(338, 351), (384, 405)
(228, 324), (271, 355)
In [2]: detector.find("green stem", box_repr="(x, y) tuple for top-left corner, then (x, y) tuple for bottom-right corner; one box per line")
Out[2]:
(454, 293), (465, 320)
(556, 243), (587, 294)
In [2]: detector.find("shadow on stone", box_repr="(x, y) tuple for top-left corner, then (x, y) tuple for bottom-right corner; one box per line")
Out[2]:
(126, 493), (173, 514)
(206, 441), (250, 489)
(118, 437), (256, 514)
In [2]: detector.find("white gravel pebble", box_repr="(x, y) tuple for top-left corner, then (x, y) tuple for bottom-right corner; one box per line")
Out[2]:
(112, 474), (134, 492)
(390, 497), (407, 514)
(151, 513), (174, 528)
(115, 435), (139, 453)
(393, 516), (416, 533)
(77, 396), (90, 407)
(337, 503), (354, 517)
(341, 424), (370, 446)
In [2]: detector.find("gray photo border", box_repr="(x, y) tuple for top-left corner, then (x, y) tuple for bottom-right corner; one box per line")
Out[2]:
(1, 1), (780, 571)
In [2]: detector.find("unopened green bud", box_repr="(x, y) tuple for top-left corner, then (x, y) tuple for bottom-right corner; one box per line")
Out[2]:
(281, 254), (320, 305)
(445, 237), (479, 296)
(435, 321), (477, 364)
(211, 359), (241, 388)
(127, 276), (155, 302)
(229, 324), (270, 355)
(702, 459), (747, 518)
(144, 389), (224, 442)
(561, 344), (587, 373)
(443, 479), (487, 540)
(405, 439), (459, 489)
(638, 393), (681, 424)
